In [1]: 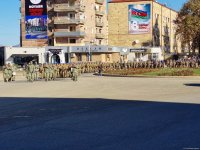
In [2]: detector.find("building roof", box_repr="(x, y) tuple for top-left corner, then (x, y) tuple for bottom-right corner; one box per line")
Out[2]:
(108, 0), (177, 12)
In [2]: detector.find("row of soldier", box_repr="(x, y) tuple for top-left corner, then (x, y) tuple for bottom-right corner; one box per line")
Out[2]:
(3, 59), (200, 82)
(24, 60), (200, 76)
(25, 62), (79, 82)
(165, 59), (200, 68)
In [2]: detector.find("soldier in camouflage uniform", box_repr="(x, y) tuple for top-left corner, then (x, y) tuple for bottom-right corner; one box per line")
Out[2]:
(49, 64), (54, 80)
(3, 64), (12, 82)
(71, 64), (78, 81)
(43, 63), (50, 81)
(34, 62), (39, 80)
(11, 64), (17, 81)
(39, 64), (44, 79)
(27, 61), (35, 82)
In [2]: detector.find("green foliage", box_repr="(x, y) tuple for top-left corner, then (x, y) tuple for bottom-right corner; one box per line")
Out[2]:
(104, 68), (200, 76)
(105, 69), (157, 76)
(175, 0), (200, 53)
(157, 68), (194, 76)
(193, 69), (200, 75)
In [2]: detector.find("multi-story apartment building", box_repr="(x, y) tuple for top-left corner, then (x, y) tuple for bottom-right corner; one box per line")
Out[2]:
(108, 0), (181, 54)
(20, 0), (108, 47)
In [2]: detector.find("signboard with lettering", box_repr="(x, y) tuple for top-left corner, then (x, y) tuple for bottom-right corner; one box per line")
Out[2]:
(25, 0), (48, 39)
(49, 49), (62, 54)
(130, 48), (148, 52)
(128, 4), (151, 34)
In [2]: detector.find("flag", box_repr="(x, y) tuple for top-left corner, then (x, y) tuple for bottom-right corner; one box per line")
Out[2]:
(131, 8), (148, 19)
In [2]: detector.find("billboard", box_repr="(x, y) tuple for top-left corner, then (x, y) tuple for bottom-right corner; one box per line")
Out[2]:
(128, 4), (151, 34)
(25, 0), (48, 39)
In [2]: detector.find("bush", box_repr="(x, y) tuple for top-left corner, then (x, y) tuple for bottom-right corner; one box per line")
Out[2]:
(104, 68), (194, 76)
(105, 69), (157, 76)
(158, 69), (194, 76)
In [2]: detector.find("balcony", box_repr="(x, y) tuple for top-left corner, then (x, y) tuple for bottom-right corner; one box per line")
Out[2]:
(96, 21), (104, 27)
(95, 33), (104, 39)
(54, 31), (85, 37)
(95, 10), (104, 16)
(95, 0), (104, 5)
(54, 4), (85, 12)
(54, 17), (84, 24)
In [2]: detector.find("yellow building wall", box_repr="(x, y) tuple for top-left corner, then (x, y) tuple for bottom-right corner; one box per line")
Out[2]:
(91, 53), (102, 62)
(108, 1), (153, 47)
(70, 53), (88, 62)
(81, 54), (87, 62)
(112, 53), (121, 62)
(70, 53), (120, 63)
(108, 1), (182, 53)
(70, 56), (77, 62)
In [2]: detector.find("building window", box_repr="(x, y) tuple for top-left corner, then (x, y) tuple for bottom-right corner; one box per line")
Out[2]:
(152, 53), (158, 60)
(48, 39), (53, 46)
(69, 13), (75, 19)
(99, 40), (102, 45)
(48, 27), (52, 32)
(77, 53), (82, 61)
(69, 39), (76, 43)
(86, 53), (92, 61)
(70, 26), (76, 31)
(69, 1), (75, 6)
(155, 14), (159, 19)
(135, 53), (140, 58)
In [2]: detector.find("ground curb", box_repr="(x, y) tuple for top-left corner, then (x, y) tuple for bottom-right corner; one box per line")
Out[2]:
(93, 73), (200, 79)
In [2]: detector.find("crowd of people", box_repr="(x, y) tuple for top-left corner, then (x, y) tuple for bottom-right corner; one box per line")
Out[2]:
(2, 56), (200, 82)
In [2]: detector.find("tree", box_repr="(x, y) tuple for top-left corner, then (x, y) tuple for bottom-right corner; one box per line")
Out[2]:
(175, 0), (200, 54)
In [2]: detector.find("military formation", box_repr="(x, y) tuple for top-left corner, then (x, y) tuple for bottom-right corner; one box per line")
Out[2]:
(23, 62), (80, 82)
(2, 58), (200, 82)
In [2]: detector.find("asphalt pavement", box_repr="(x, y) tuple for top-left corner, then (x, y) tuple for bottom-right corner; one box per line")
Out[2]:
(0, 73), (200, 149)
(0, 97), (200, 150)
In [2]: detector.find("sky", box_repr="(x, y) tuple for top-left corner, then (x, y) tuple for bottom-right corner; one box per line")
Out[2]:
(0, 0), (187, 46)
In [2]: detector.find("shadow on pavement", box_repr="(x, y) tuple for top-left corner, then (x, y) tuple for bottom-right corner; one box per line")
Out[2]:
(184, 83), (200, 87)
(0, 97), (200, 150)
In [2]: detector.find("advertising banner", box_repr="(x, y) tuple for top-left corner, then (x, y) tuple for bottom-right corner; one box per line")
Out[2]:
(25, 0), (48, 39)
(128, 4), (151, 34)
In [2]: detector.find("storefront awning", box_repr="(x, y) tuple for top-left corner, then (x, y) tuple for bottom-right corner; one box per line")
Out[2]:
(11, 54), (39, 57)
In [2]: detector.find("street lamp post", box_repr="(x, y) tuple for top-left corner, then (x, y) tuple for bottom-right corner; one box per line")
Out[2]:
(41, 53), (43, 64)
(89, 44), (91, 62)
(88, 40), (94, 62)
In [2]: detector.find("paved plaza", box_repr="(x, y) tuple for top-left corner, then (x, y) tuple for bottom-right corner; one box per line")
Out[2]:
(0, 72), (200, 149)
(0, 72), (200, 103)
